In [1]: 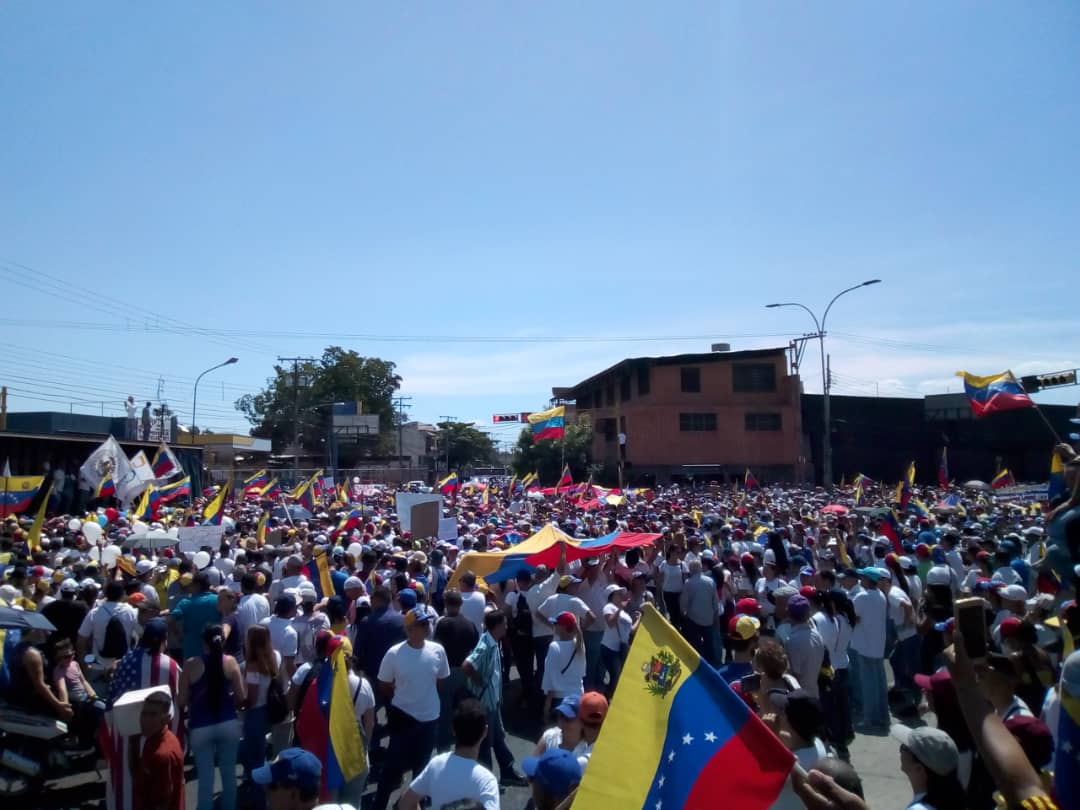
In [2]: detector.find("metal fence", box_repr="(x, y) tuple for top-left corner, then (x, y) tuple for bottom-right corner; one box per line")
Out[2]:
(205, 466), (435, 490)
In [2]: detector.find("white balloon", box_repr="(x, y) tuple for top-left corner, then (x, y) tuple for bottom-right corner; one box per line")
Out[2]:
(222, 517), (235, 530)
(347, 542), (363, 558)
(193, 550), (211, 570)
(167, 526), (180, 539)
(81, 521), (103, 543)
(130, 521), (149, 538)
(68, 518), (83, 532)
(101, 545), (121, 568)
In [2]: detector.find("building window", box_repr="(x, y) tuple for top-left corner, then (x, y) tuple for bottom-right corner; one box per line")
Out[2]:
(679, 412), (717, 431)
(733, 363), (776, 393)
(620, 376), (631, 402)
(637, 366), (650, 396)
(605, 384), (615, 407)
(681, 367), (701, 393)
(745, 412), (782, 431)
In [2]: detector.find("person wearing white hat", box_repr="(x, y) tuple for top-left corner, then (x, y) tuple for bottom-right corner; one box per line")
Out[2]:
(135, 559), (161, 608)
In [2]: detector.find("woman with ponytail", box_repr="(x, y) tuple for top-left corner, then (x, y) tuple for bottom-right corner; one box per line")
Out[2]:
(541, 612), (587, 718)
(178, 623), (246, 810)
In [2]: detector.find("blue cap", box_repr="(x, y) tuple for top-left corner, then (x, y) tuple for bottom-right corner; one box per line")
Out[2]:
(398, 588), (417, 609)
(931, 547), (947, 564)
(251, 748), (321, 791)
(554, 694), (581, 719)
(855, 567), (882, 582)
(522, 748), (583, 797)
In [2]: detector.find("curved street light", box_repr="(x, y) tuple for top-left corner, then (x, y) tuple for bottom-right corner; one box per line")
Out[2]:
(766, 279), (880, 488)
(191, 357), (239, 439)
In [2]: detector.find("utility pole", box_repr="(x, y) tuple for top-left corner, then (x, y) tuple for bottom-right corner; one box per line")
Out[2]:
(393, 395), (412, 480)
(278, 357), (318, 472)
(439, 415), (457, 474)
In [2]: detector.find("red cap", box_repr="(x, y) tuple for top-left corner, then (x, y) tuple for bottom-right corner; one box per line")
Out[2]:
(915, 543), (931, 558)
(740, 552), (754, 564)
(799, 586), (817, 600)
(735, 597), (760, 616)
(976, 550), (991, 561)
(999, 617), (1023, 639)
(579, 691), (609, 725)
(554, 612), (578, 631)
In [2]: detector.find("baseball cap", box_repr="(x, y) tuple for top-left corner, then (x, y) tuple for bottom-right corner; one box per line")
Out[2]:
(135, 560), (155, 575)
(890, 725), (959, 776)
(344, 576), (365, 592)
(521, 748), (583, 798)
(798, 585), (817, 600)
(552, 611), (578, 632)
(252, 748), (322, 791)
(398, 588), (417, 609)
(1004, 715), (1054, 769)
(735, 597), (760, 616)
(1000, 584), (1027, 602)
(604, 584), (627, 598)
(926, 566), (952, 587)
(998, 617), (1023, 640)
(579, 691), (608, 725)
(403, 606), (434, 628)
(59, 579), (78, 594)
(554, 694), (581, 719)
(728, 614), (761, 641)
(855, 567), (882, 582)
(558, 575), (581, 588)
(787, 594), (811, 621)
(584, 557), (601, 567)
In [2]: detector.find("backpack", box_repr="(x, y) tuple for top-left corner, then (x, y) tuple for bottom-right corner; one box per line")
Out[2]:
(100, 607), (130, 659)
(512, 592), (532, 636)
(266, 675), (288, 725)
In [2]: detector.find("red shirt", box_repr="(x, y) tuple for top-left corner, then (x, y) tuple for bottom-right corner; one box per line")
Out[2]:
(133, 728), (185, 810)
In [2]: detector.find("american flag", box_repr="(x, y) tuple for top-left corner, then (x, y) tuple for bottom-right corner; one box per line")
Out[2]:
(101, 649), (181, 810)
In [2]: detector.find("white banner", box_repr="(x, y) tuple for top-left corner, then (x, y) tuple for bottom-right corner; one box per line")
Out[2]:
(117, 450), (156, 504)
(438, 517), (459, 543)
(178, 525), (225, 553)
(80, 435), (133, 493)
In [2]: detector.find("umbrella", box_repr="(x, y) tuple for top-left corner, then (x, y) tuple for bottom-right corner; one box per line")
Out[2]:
(963, 480), (991, 492)
(854, 506), (893, 518)
(271, 505), (313, 521)
(821, 504), (849, 515)
(0, 606), (56, 632)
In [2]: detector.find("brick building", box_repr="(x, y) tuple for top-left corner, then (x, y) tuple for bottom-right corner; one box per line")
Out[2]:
(558, 347), (804, 485)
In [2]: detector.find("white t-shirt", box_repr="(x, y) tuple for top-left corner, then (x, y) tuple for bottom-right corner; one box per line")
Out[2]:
(539, 593), (591, 626)
(851, 588), (887, 658)
(269, 573), (308, 605)
(377, 640), (450, 722)
(811, 611), (852, 670)
(408, 752), (499, 810)
(540, 726), (592, 771)
(659, 561), (687, 593)
(526, 574), (560, 638)
(887, 586), (916, 641)
(77, 601), (139, 661)
(459, 591), (487, 632)
(576, 573), (611, 621)
(244, 651), (282, 708)
(237, 593), (271, 641)
(262, 615), (299, 679)
(601, 603), (632, 651)
(541, 638), (586, 699)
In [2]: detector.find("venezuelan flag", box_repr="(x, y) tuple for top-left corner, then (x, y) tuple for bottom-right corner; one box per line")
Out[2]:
(938, 448), (949, 488)
(133, 486), (155, 521)
(528, 405), (566, 441)
(557, 464), (573, 488)
(1054, 668), (1080, 808)
(991, 469), (1016, 489)
(26, 481), (51, 551)
(1050, 453), (1067, 501)
(96, 476), (116, 499)
(853, 473), (875, 488)
(910, 498), (932, 519)
(0, 475), (44, 517)
(438, 472), (459, 495)
(878, 510), (903, 554)
(521, 471), (539, 489)
(853, 481), (865, 506)
(295, 639), (367, 794)
(202, 479), (231, 525)
(956, 370), (1034, 418)
(744, 468), (759, 489)
(157, 476), (191, 504)
(575, 605), (794, 810)
(243, 469), (269, 491)
(304, 546), (335, 600)
(297, 481), (317, 512)
(258, 478), (281, 499)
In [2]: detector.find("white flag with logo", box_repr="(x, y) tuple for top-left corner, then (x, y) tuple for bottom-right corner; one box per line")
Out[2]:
(79, 436), (133, 493)
(117, 450), (155, 503)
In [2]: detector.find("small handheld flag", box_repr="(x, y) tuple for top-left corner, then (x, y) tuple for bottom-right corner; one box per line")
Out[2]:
(744, 468), (759, 489)
(557, 464), (573, 488)
(991, 469), (1015, 489)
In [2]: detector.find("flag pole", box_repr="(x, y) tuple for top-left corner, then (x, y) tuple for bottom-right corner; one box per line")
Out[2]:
(1032, 403), (1063, 444)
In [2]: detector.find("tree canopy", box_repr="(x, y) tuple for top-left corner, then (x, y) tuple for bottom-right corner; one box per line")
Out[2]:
(236, 347), (401, 455)
(435, 421), (496, 473)
(510, 420), (593, 483)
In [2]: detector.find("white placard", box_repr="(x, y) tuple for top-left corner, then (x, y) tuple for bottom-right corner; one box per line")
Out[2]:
(438, 518), (459, 543)
(394, 493), (443, 531)
(178, 525), (225, 553)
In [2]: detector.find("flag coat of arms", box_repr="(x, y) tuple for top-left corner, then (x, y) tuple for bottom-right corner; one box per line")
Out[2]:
(573, 604), (794, 810)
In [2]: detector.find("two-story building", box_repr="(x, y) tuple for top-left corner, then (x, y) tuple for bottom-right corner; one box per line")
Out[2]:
(559, 346), (804, 485)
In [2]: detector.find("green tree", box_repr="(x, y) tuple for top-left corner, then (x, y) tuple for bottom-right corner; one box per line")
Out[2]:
(236, 347), (401, 455)
(435, 422), (496, 473)
(511, 420), (592, 483)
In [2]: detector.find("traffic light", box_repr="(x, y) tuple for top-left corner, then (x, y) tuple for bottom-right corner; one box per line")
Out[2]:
(1019, 370), (1077, 392)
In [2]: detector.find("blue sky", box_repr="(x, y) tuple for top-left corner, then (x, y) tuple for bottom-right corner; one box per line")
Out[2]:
(1, 3), (1078, 449)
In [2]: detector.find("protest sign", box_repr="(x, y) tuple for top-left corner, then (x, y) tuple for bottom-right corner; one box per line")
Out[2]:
(395, 492), (442, 531)
(179, 525), (225, 552)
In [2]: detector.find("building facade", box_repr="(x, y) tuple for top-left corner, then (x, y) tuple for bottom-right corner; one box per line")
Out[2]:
(560, 347), (804, 485)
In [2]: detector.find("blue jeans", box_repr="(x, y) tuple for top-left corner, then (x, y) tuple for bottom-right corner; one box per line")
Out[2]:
(437, 668), (468, 750)
(241, 705), (268, 777)
(889, 634), (920, 699)
(583, 630), (604, 690)
(373, 712), (437, 810)
(478, 702), (516, 778)
(851, 652), (889, 730)
(847, 651), (863, 720)
(191, 718), (242, 810)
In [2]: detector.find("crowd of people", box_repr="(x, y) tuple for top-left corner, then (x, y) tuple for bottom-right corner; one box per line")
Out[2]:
(0, 442), (1078, 810)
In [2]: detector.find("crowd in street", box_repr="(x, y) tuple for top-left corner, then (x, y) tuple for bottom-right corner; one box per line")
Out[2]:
(0, 444), (1078, 810)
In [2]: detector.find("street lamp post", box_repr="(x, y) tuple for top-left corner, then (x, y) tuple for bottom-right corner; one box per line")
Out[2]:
(767, 280), (880, 489)
(191, 357), (239, 440)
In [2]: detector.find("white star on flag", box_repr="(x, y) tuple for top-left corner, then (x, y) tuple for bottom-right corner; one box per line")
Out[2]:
(682, 733), (694, 745)
(658, 776), (665, 788)
(704, 731), (717, 743)
(668, 750), (675, 763)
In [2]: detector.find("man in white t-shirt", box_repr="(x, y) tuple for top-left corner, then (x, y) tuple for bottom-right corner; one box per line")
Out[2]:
(850, 568), (889, 733)
(398, 697), (499, 810)
(457, 572), (488, 632)
(237, 573), (271, 643)
(262, 595), (300, 758)
(374, 606), (451, 810)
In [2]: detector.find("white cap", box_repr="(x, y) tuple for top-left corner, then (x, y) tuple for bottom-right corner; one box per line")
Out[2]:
(59, 579), (79, 594)
(926, 566), (952, 587)
(135, 560), (155, 575)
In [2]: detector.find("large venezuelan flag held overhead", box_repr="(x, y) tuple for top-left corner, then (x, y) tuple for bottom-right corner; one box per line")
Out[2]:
(956, 370), (1034, 417)
(528, 405), (566, 441)
(573, 604), (794, 810)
